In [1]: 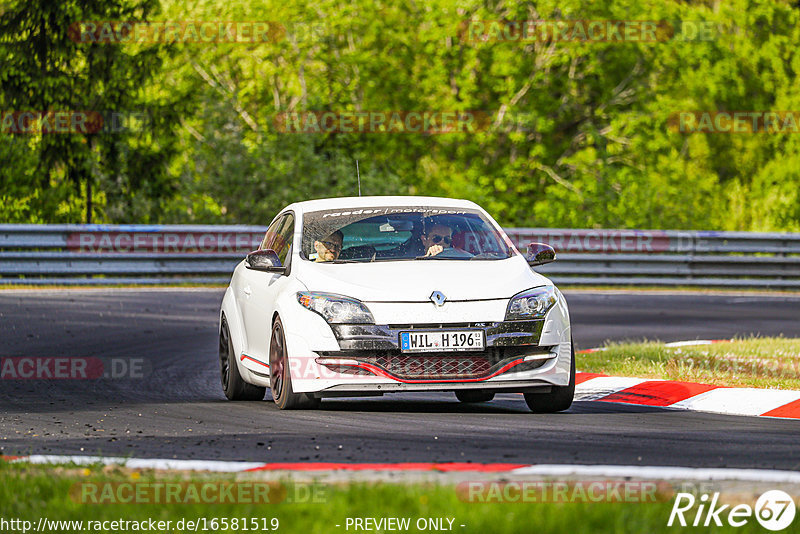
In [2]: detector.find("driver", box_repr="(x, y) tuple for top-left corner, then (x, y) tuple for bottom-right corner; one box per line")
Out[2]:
(314, 230), (343, 262)
(421, 222), (453, 257)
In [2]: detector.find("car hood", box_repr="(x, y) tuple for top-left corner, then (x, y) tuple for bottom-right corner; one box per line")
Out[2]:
(294, 256), (550, 302)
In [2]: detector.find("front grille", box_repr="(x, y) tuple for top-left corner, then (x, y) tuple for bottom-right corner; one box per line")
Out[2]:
(319, 346), (553, 380)
(365, 353), (492, 379)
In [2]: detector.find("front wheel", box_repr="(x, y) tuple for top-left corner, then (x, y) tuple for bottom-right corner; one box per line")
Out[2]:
(524, 341), (575, 413)
(269, 316), (320, 410)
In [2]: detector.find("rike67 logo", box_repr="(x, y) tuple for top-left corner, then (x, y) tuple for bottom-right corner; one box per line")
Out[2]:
(668, 490), (796, 530)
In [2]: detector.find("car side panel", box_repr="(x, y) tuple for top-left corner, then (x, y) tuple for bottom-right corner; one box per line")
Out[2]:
(220, 263), (247, 359)
(220, 267), (268, 387)
(225, 262), (282, 388)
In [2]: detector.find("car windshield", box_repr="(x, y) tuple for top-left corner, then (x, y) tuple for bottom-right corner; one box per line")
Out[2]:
(301, 206), (516, 263)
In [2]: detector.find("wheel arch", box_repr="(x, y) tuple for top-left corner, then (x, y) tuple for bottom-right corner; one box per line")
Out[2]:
(220, 286), (246, 363)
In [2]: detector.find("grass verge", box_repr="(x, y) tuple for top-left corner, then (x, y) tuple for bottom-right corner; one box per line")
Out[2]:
(0, 460), (779, 534)
(578, 337), (800, 389)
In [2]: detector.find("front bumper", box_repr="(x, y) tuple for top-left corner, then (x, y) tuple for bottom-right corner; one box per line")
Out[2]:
(313, 319), (558, 384)
(280, 294), (572, 394)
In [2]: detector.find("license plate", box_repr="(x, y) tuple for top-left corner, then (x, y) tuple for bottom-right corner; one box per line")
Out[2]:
(399, 330), (485, 353)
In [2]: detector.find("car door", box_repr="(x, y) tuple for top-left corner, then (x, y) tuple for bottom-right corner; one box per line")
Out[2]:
(239, 212), (295, 366)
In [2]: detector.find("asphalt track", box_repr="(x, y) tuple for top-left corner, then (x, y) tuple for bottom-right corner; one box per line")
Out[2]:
(1, 289), (799, 469)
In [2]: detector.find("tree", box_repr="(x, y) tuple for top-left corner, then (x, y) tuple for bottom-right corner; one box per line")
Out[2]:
(0, 0), (183, 223)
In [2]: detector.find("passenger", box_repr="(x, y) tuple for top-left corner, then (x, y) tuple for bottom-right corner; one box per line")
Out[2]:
(314, 230), (343, 262)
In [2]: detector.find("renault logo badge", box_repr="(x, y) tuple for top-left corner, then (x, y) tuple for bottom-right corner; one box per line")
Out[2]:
(430, 291), (446, 307)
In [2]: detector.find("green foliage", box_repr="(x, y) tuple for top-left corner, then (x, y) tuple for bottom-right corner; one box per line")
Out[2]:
(1, 0), (799, 229)
(0, 0), (183, 223)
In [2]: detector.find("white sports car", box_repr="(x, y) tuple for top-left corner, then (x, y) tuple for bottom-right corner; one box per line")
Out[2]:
(218, 196), (574, 412)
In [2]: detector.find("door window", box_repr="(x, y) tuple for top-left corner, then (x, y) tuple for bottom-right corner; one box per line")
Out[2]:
(274, 214), (295, 266)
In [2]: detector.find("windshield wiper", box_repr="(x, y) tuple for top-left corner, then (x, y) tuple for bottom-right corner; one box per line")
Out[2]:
(413, 255), (467, 260)
(469, 253), (508, 260)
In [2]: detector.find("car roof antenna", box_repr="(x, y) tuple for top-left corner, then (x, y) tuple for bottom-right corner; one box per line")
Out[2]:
(356, 159), (361, 196)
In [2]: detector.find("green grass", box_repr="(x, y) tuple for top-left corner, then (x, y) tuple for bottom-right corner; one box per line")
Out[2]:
(579, 337), (800, 389)
(0, 461), (776, 533)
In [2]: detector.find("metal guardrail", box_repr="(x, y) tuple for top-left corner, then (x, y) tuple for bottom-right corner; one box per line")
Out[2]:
(0, 225), (798, 288)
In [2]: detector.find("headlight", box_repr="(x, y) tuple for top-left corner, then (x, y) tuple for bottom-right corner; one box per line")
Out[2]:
(297, 292), (375, 324)
(505, 286), (557, 320)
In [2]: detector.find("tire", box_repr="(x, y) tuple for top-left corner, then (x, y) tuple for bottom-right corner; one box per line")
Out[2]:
(455, 390), (495, 403)
(269, 316), (321, 410)
(524, 341), (575, 413)
(219, 316), (265, 401)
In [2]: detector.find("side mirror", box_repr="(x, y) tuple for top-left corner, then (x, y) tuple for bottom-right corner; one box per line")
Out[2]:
(245, 249), (285, 273)
(526, 242), (556, 266)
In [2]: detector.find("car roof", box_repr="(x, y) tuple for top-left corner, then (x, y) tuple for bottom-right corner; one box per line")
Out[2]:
(285, 196), (482, 215)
